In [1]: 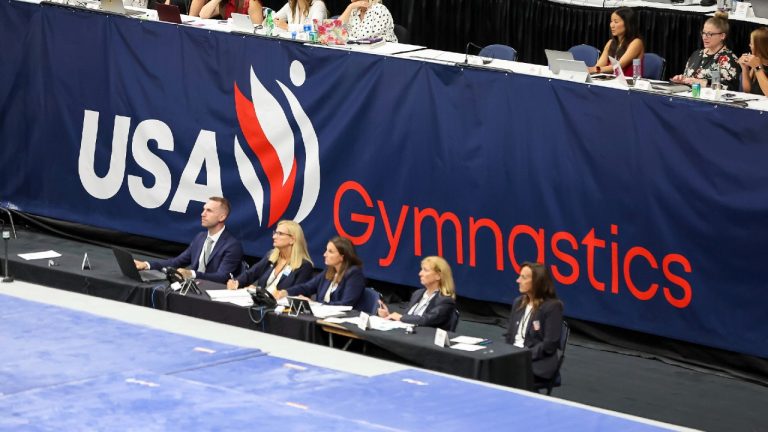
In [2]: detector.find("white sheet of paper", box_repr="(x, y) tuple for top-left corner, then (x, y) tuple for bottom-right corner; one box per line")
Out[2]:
(310, 304), (353, 319)
(358, 312), (370, 330)
(450, 343), (486, 352)
(450, 336), (486, 345)
(434, 328), (448, 347)
(18, 250), (61, 260)
(207, 289), (254, 306)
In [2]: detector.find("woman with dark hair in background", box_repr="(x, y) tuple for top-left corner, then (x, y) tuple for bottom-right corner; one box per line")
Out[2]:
(276, 236), (365, 309)
(377, 256), (457, 331)
(671, 12), (740, 90)
(739, 27), (768, 96)
(589, 7), (645, 76)
(506, 262), (564, 383)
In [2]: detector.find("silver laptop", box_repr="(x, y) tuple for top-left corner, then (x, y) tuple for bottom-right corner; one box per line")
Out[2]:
(751, 0), (768, 18)
(550, 58), (591, 82)
(545, 49), (574, 74)
(231, 13), (256, 33)
(100, 0), (145, 16)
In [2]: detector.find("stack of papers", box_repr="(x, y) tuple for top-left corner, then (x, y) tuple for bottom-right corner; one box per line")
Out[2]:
(18, 250), (61, 260)
(206, 289), (253, 307)
(449, 335), (491, 352)
(310, 303), (353, 319)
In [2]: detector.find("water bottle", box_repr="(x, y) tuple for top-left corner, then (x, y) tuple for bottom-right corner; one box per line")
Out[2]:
(632, 58), (641, 83)
(302, 20), (312, 41)
(265, 10), (274, 36)
(710, 68), (722, 100)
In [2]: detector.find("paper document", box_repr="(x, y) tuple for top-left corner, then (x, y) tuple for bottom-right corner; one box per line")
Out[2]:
(310, 303), (353, 319)
(207, 289), (253, 307)
(450, 336), (487, 345)
(450, 343), (486, 352)
(18, 250), (61, 260)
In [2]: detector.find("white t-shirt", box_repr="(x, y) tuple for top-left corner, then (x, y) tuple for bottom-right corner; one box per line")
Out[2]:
(273, 0), (327, 25)
(513, 304), (533, 348)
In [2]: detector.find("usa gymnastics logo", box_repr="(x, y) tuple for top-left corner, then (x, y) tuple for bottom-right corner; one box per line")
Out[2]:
(233, 61), (320, 227)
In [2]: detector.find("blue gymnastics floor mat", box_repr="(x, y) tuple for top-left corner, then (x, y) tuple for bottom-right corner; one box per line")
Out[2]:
(0, 293), (678, 431)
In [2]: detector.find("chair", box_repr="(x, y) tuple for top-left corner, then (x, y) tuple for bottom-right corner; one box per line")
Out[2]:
(568, 44), (600, 67)
(394, 24), (409, 44)
(479, 44), (517, 61)
(534, 321), (570, 395)
(360, 287), (381, 315)
(642, 53), (666, 80)
(447, 308), (460, 332)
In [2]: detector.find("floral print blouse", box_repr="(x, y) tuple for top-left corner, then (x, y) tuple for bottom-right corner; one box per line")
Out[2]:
(681, 47), (740, 90)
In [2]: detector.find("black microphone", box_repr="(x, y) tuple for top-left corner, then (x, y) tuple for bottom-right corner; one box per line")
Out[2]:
(464, 42), (492, 65)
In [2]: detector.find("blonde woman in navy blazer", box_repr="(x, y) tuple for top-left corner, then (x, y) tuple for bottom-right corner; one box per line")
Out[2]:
(226, 220), (313, 294)
(276, 236), (365, 310)
(505, 262), (564, 381)
(377, 256), (457, 331)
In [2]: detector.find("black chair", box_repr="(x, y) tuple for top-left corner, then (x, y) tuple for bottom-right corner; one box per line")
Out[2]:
(643, 53), (666, 81)
(447, 308), (460, 332)
(394, 24), (409, 44)
(534, 321), (570, 395)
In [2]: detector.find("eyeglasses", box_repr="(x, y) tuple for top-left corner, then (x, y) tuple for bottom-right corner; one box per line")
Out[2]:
(701, 32), (724, 38)
(273, 230), (292, 237)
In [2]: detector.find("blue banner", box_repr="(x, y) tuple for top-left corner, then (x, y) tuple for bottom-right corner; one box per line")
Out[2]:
(2, 1), (768, 358)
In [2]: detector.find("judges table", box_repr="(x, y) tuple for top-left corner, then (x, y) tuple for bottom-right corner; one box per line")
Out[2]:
(4, 229), (534, 390)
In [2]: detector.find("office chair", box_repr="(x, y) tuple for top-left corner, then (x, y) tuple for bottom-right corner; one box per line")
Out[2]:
(568, 44), (601, 66)
(534, 321), (570, 395)
(479, 44), (517, 61)
(642, 53), (666, 80)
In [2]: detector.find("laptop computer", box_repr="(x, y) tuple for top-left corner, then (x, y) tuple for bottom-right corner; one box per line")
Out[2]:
(550, 58), (591, 82)
(750, 0), (768, 18)
(112, 247), (167, 283)
(545, 49), (574, 74)
(231, 13), (256, 33)
(101, 0), (146, 16)
(156, 3), (182, 23)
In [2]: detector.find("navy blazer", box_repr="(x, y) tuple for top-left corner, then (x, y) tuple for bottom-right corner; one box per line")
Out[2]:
(399, 288), (457, 331)
(236, 256), (314, 290)
(149, 229), (244, 284)
(505, 297), (563, 380)
(286, 265), (365, 310)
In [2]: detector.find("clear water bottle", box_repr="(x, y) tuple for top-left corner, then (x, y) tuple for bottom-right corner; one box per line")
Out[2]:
(711, 68), (722, 100)
(632, 58), (641, 83)
(265, 10), (274, 36)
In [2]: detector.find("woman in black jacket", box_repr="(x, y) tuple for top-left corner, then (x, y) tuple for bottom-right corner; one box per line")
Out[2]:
(377, 256), (457, 331)
(506, 261), (564, 382)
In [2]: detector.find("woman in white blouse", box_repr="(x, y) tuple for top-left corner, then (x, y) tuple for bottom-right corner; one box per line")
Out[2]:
(377, 256), (457, 330)
(247, 0), (327, 28)
(339, 0), (397, 42)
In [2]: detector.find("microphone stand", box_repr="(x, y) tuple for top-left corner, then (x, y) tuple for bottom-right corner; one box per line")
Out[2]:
(2, 222), (13, 283)
(0, 207), (17, 239)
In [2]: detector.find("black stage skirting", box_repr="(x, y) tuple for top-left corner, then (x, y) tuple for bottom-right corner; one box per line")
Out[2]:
(308, 0), (762, 80)
(3, 228), (533, 390)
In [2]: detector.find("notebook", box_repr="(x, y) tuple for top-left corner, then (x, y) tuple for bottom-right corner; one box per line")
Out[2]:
(112, 247), (167, 283)
(545, 49), (574, 74)
(101, 0), (145, 16)
(156, 3), (181, 24)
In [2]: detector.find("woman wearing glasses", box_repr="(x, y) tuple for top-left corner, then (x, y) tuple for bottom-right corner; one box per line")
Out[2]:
(377, 256), (457, 331)
(227, 220), (313, 294)
(671, 12), (740, 90)
(505, 262), (563, 383)
(275, 236), (365, 309)
(738, 27), (768, 96)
